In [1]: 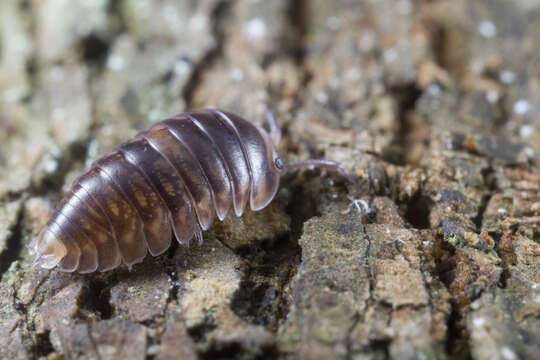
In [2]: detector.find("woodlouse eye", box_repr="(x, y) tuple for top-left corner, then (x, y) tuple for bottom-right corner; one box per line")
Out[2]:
(274, 157), (283, 170)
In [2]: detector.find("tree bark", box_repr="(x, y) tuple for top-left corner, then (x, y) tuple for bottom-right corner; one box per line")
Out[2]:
(0, 0), (538, 359)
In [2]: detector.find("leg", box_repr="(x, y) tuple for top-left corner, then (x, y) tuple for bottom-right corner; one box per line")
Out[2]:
(265, 110), (282, 145)
(285, 159), (355, 183)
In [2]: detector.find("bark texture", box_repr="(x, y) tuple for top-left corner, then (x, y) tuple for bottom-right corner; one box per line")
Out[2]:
(0, 0), (539, 359)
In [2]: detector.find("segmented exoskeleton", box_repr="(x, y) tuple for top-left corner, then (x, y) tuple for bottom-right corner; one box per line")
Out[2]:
(31, 109), (350, 273)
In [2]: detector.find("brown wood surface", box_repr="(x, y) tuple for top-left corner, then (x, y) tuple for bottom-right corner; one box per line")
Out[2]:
(0, 1), (539, 359)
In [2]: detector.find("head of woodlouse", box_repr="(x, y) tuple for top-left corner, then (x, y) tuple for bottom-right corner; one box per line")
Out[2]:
(259, 125), (285, 176)
(244, 123), (286, 211)
(267, 140), (285, 175)
(30, 228), (67, 269)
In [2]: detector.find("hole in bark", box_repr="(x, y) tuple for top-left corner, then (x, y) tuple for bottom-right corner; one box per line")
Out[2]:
(80, 33), (109, 65)
(200, 343), (242, 360)
(404, 194), (432, 229)
(198, 342), (278, 360)
(230, 234), (300, 331)
(368, 339), (391, 359)
(32, 332), (55, 358)
(79, 278), (114, 320)
(187, 315), (216, 343)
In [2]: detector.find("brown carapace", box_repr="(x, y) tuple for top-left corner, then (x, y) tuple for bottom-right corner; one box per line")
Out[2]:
(30, 109), (350, 273)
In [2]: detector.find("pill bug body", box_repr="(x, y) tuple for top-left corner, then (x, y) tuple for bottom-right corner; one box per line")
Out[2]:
(31, 109), (349, 273)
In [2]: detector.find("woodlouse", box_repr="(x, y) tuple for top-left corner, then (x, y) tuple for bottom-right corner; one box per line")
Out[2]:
(30, 109), (350, 273)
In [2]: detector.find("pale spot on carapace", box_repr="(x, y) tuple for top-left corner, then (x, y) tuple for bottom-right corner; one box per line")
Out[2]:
(162, 179), (175, 197)
(108, 202), (120, 216)
(135, 190), (148, 208)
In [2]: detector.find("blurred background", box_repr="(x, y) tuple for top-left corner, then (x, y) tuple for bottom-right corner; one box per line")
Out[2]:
(0, 1), (539, 359)
(0, 0), (537, 195)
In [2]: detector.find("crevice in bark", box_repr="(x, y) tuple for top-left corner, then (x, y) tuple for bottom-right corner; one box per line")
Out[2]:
(422, 6), (471, 84)
(0, 204), (24, 277)
(186, 314), (216, 344)
(30, 139), (91, 197)
(345, 312), (361, 360)
(445, 302), (472, 360)
(166, 267), (180, 304)
(363, 209), (376, 300)
(430, 232), (472, 359)
(286, 0), (308, 64)
(432, 233), (457, 287)
(198, 341), (279, 360)
(23, 0), (39, 100)
(405, 194), (433, 230)
(473, 163), (496, 232)
(26, 57), (101, 199)
(285, 175), (330, 239)
(383, 83), (423, 166)
(229, 172), (346, 333)
(423, 15), (465, 80)
(182, 1), (231, 108)
(230, 233), (300, 332)
(429, 22), (450, 72)
(78, 277), (114, 320)
(225, 0), (340, 332)
(497, 257), (511, 290)
(31, 331), (55, 359)
(369, 339), (392, 359)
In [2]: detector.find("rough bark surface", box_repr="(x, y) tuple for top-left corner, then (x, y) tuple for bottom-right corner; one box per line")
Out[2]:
(0, 1), (539, 359)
